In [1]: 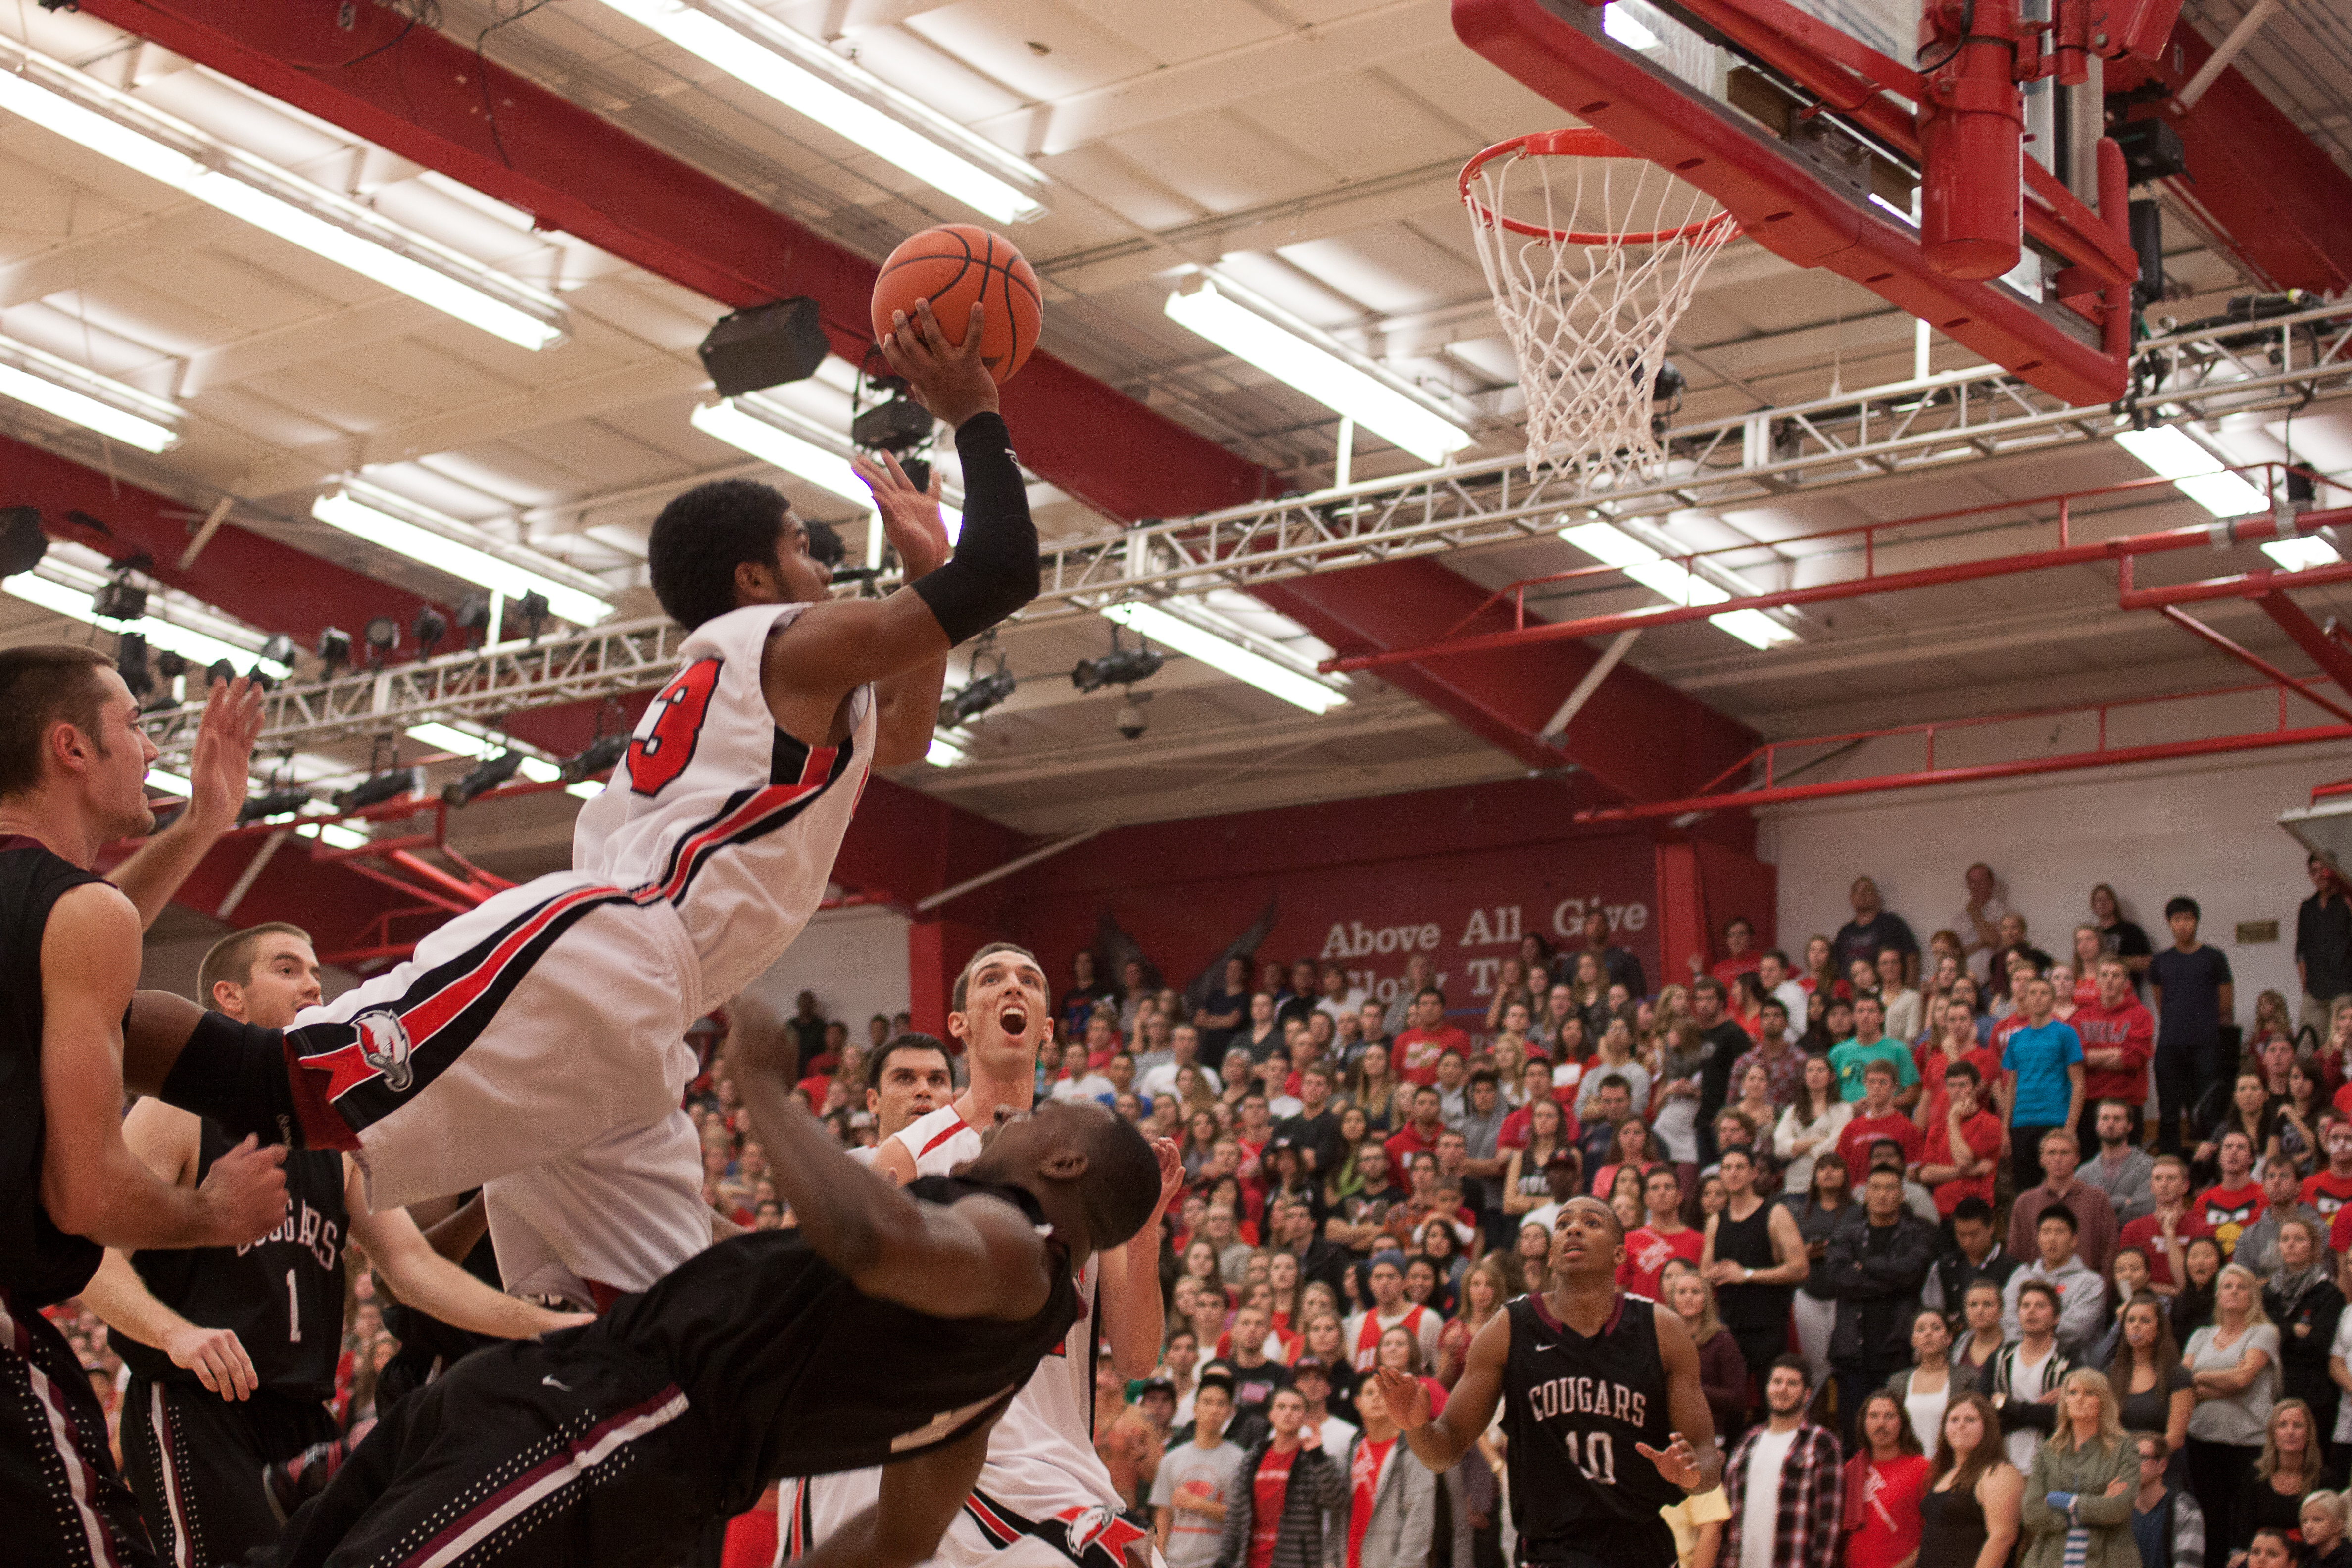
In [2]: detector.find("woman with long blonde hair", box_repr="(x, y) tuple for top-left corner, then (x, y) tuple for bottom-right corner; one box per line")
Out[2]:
(2185, 1261), (2283, 1553)
(1434, 1253), (1512, 1388)
(2019, 1369), (2135, 1568)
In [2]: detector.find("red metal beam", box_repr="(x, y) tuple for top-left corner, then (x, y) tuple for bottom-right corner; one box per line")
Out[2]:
(2152, 605), (2352, 726)
(1326, 500), (2352, 672)
(2109, 20), (2352, 295)
(2115, 554), (2352, 608)
(2259, 590), (2352, 693)
(71, 0), (1272, 524)
(1252, 559), (1760, 802)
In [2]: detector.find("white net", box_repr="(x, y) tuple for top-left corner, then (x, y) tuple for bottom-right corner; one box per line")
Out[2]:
(1466, 138), (1737, 476)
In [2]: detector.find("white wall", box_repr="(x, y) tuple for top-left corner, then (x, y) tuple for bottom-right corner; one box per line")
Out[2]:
(739, 902), (911, 1031)
(1760, 742), (2352, 1011)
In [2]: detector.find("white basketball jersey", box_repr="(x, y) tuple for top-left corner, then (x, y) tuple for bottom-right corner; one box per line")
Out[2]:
(572, 601), (874, 1005)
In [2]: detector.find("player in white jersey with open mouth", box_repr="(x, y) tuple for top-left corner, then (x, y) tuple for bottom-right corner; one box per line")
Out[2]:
(784, 942), (1181, 1568)
(121, 303), (1039, 1310)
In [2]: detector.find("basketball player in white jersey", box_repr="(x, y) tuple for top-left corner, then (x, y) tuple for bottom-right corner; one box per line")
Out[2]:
(788, 942), (1183, 1568)
(124, 301), (1039, 1309)
(850, 1032), (958, 1170)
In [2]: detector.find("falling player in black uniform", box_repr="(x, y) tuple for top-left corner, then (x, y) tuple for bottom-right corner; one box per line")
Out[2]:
(1374, 1195), (1722, 1568)
(82, 922), (589, 1567)
(258, 1021), (1166, 1568)
(0, 651), (288, 1568)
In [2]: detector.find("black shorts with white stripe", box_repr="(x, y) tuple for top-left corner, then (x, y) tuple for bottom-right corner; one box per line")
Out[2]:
(0, 1286), (155, 1568)
(119, 1375), (336, 1568)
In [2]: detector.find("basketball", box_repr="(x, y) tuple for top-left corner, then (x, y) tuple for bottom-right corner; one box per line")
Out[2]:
(870, 224), (1043, 384)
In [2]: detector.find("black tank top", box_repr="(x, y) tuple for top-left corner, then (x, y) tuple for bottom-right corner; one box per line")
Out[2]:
(113, 1121), (349, 1402)
(0, 837), (111, 1308)
(589, 1173), (1081, 1514)
(1711, 1200), (1793, 1331)
(1916, 1479), (1991, 1568)
(1498, 1292), (1679, 1565)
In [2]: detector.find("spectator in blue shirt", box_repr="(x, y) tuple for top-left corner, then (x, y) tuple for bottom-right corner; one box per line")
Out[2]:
(2004, 975), (2086, 1191)
(2148, 896), (2235, 1158)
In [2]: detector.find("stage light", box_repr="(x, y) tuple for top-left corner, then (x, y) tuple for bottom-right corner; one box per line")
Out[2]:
(259, 635), (296, 669)
(238, 787), (314, 826)
(410, 607), (449, 658)
(334, 768), (418, 813)
(1, 570), (289, 678)
(1071, 642), (1165, 694)
(1164, 278), (1472, 466)
(560, 732), (630, 799)
(596, 0), (1048, 224)
(0, 42), (566, 349)
(0, 507), (44, 577)
(363, 616), (400, 659)
(443, 749), (524, 806)
(316, 627), (353, 679)
(406, 722), (560, 785)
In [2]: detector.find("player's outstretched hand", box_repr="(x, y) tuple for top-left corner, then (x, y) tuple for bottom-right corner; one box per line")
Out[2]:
(184, 674), (266, 833)
(198, 1135), (289, 1247)
(164, 1322), (258, 1402)
(1636, 1432), (1703, 1491)
(849, 451), (951, 580)
(1372, 1365), (1431, 1431)
(1149, 1137), (1184, 1217)
(880, 299), (1000, 429)
(721, 993), (801, 1092)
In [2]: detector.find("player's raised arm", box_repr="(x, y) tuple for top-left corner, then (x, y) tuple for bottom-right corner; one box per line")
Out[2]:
(761, 300), (1037, 764)
(1378, 1309), (1511, 1473)
(108, 675), (263, 930)
(724, 997), (1052, 1321)
(41, 884), (286, 1250)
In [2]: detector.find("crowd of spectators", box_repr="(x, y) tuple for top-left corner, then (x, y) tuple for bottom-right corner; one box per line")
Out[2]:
(49, 856), (2352, 1568)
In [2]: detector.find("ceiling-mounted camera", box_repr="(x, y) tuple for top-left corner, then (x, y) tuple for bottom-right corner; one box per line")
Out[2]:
(1115, 695), (1152, 740)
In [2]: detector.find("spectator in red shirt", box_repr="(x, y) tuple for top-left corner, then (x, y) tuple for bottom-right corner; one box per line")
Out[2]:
(1498, 1061), (1572, 1147)
(1837, 1060), (1922, 1190)
(1391, 990), (1468, 1087)
(2118, 1154), (2210, 1293)
(2303, 1119), (2352, 1222)
(2070, 954), (2155, 1146)
(1383, 1086), (1448, 1169)
(1913, 996), (2007, 1129)
(1618, 1163), (1704, 1297)
(2191, 1128), (2268, 1256)
(1919, 1059), (2004, 1217)
(1698, 915), (1764, 990)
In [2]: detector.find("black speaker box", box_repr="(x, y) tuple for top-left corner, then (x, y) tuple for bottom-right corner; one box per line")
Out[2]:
(698, 298), (830, 398)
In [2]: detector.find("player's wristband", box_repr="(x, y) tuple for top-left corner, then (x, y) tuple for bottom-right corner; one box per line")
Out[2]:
(908, 413), (1038, 646)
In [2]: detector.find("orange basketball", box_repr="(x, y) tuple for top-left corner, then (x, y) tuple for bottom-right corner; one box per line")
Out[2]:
(870, 225), (1043, 384)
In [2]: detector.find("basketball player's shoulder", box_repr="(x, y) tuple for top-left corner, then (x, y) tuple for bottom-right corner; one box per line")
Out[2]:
(895, 1103), (978, 1169)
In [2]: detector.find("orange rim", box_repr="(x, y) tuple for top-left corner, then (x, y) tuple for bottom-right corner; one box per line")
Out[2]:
(1461, 128), (1741, 245)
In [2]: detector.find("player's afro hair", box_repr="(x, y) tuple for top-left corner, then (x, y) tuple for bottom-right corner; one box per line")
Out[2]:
(1080, 1112), (1162, 1254)
(647, 478), (790, 630)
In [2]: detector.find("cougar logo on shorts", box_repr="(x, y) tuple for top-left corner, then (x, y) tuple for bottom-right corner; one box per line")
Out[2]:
(354, 1009), (416, 1092)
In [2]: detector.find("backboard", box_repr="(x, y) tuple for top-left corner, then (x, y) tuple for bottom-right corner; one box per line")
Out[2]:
(1453, 0), (2156, 405)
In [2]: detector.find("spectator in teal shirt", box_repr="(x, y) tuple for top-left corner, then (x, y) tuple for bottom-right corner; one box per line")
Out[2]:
(1828, 995), (1920, 1106)
(2003, 974), (2086, 1192)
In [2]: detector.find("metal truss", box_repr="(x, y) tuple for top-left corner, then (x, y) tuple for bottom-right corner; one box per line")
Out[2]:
(140, 301), (2352, 757)
(1012, 298), (2352, 626)
(145, 617), (689, 769)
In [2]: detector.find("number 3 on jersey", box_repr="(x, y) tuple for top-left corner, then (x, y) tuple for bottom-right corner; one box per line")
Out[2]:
(630, 657), (722, 796)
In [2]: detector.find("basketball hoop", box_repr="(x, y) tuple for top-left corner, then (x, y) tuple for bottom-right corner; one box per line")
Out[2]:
(1463, 129), (1739, 475)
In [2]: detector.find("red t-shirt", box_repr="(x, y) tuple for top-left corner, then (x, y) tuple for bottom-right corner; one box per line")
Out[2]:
(1917, 1046), (2007, 1126)
(1617, 1225), (1704, 1297)
(1497, 1091), (1580, 1150)
(2305, 1170), (2352, 1220)
(1393, 1027), (1471, 1086)
(2118, 1210), (2214, 1286)
(1712, 955), (1763, 988)
(1844, 1454), (1930, 1568)
(1347, 1437), (1397, 1568)
(1384, 1123), (1445, 1168)
(2192, 1184), (2267, 1256)
(1922, 1109), (2004, 1214)
(1250, 1449), (1296, 1568)
(2332, 1205), (2352, 1259)
(2070, 998), (2156, 1103)
(1837, 1112), (1924, 1188)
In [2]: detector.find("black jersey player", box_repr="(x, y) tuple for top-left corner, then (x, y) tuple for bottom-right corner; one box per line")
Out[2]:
(258, 1029), (1167, 1568)
(1374, 1195), (1722, 1568)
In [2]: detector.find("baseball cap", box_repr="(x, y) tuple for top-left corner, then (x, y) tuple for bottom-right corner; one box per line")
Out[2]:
(1288, 1356), (1331, 1380)
(1544, 1147), (1577, 1168)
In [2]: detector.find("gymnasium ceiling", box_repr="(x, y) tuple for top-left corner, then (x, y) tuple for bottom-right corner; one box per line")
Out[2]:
(2, 0), (2352, 864)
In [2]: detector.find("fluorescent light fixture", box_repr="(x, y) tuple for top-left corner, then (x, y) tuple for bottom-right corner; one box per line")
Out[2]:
(146, 768), (193, 797)
(566, 780), (605, 800)
(313, 484), (611, 628)
(598, 0), (1047, 224)
(299, 820), (370, 850)
(0, 45), (566, 350)
(406, 722), (561, 784)
(2263, 536), (2339, 571)
(926, 733), (968, 767)
(1603, 4), (1662, 47)
(689, 399), (874, 508)
(3, 570), (294, 677)
(1165, 280), (1473, 467)
(940, 502), (964, 545)
(0, 337), (181, 452)
(1560, 520), (1797, 650)
(2115, 425), (2268, 519)
(1101, 601), (1348, 714)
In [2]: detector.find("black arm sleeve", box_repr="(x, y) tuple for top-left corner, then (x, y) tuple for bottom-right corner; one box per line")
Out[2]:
(908, 412), (1039, 646)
